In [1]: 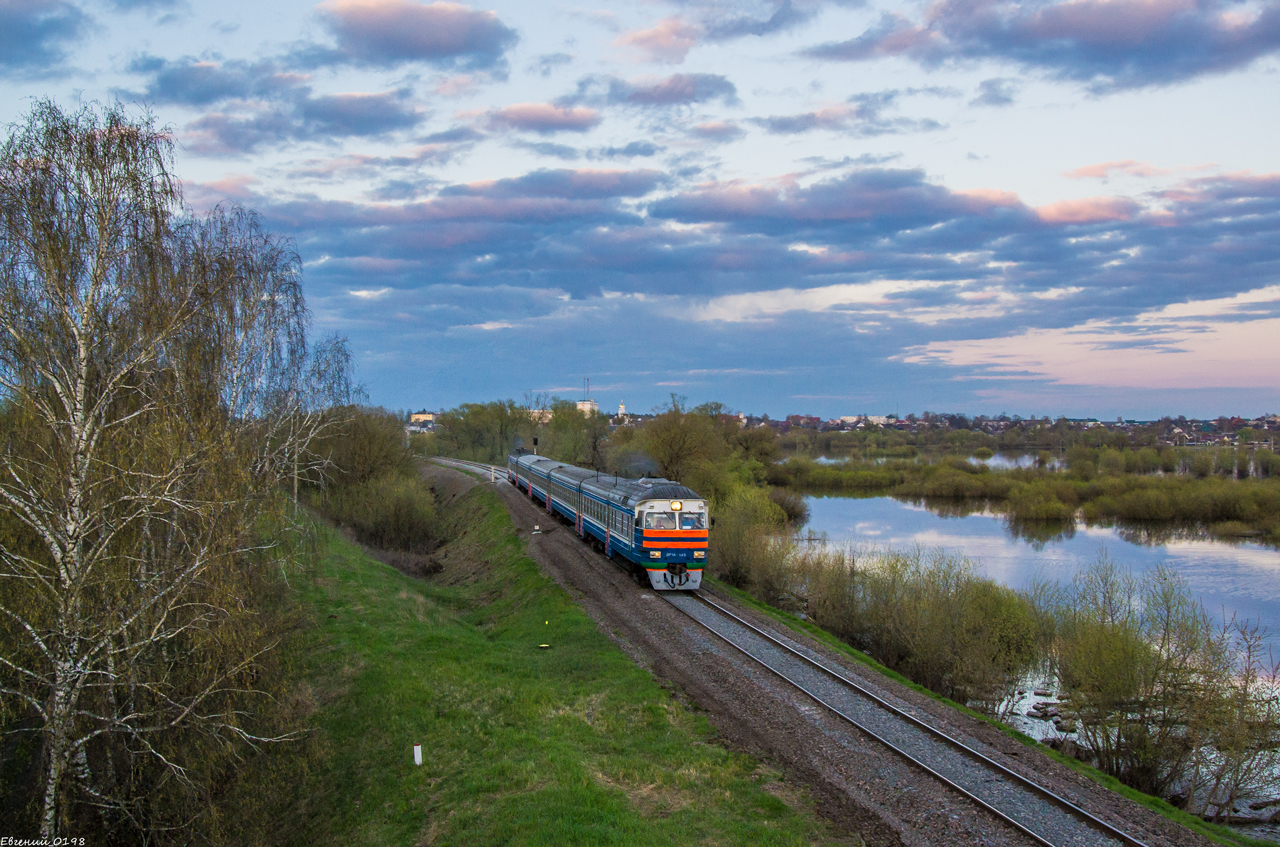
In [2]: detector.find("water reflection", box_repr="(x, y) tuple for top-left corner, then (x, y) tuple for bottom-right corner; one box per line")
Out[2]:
(804, 494), (1280, 632)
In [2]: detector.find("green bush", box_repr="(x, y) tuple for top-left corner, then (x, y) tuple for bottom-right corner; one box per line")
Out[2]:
(310, 407), (415, 488)
(1116, 488), (1175, 522)
(320, 474), (437, 553)
(768, 487), (810, 525)
(707, 487), (786, 589)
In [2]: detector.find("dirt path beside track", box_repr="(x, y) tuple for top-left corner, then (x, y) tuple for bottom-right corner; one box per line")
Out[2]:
(424, 463), (1212, 847)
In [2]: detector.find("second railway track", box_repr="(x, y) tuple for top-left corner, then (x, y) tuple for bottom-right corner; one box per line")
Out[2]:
(663, 590), (1149, 847)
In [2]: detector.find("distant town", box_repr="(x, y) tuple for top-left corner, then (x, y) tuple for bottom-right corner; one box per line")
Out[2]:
(406, 404), (1280, 448)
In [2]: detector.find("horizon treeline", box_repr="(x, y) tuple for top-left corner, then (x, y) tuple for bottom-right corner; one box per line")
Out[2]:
(422, 397), (1280, 543)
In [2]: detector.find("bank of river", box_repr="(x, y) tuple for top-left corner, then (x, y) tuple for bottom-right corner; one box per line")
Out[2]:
(803, 494), (1280, 634)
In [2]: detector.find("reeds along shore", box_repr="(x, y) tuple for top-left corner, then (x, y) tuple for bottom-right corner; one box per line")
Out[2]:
(707, 525), (1280, 816)
(769, 448), (1280, 542)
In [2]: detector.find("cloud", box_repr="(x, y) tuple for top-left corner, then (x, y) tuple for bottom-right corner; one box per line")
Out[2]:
(122, 56), (306, 106)
(802, 0), (1280, 90)
(440, 168), (666, 200)
(530, 52), (574, 76)
(1065, 160), (1172, 179)
(703, 0), (820, 40)
(185, 89), (424, 154)
(510, 139), (583, 160)
(900, 286), (1280, 390)
(122, 55), (428, 154)
(690, 121), (746, 141)
(0, 0), (89, 73)
(751, 91), (944, 136)
(615, 16), (702, 64)
(595, 141), (661, 159)
(350, 287), (393, 299)
(610, 1), (828, 64)
(1035, 196), (1139, 224)
(107, 0), (178, 9)
(611, 73), (739, 106)
(298, 91), (423, 134)
(509, 139), (663, 162)
(690, 279), (946, 323)
(970, 78), (1017, 107)
(652, 168), (1027, 232)
(564, 73), (740, 110)
(293, 140), (469, 182)
(313, 0), (517, 70)
(484, 102), (602, 133)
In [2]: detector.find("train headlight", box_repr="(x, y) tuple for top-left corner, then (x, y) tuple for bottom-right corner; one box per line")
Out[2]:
(694, 551), (705, 559)
(650, 551), (662, 559)
(670, 500), (682, 511)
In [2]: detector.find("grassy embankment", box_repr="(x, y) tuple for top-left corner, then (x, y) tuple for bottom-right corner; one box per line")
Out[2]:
(771, 454), (1280, 543)
(224, 477), (848, 846)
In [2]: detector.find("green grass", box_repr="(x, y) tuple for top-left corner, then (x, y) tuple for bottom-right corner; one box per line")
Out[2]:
(705, 577), (1276, 847)
(240, 485), (848, 847)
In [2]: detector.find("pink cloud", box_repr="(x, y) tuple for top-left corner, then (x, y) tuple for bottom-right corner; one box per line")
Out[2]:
(1065, 160), (1170, 179)
(1036, 196), (1139, 223)
(485, 102), (601, 134)
(183, 175), (260, 212)
(955, 187), (1023, 211)
(614, 16), (701, 64)
(434, 74), (480, 96)
(318, 0), (515, 67)
(690, 121), (745, 141)
(1023, 0), (1200, 47)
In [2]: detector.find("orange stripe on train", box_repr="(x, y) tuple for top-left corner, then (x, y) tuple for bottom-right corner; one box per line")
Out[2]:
(641, 530), (709, 538)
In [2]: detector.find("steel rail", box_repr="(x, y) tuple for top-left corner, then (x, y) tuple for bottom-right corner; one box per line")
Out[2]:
(430, 457), (503, 478)
(668, 591), (1149, 847)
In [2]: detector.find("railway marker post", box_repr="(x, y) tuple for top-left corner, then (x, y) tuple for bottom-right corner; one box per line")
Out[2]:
(413, 744), (422, 766)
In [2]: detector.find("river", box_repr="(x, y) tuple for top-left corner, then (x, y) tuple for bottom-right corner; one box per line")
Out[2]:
(803, 493), (1280, 634)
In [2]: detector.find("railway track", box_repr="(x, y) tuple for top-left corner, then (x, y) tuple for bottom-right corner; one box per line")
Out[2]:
(663, 590), (1149, 847)
(431, 457), (1155, 846)
(431, 457), (504, 479)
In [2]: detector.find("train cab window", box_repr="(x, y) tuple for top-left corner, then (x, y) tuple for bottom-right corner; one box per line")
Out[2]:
(644, 512), (677, 530)
(680, 512), (706, 530)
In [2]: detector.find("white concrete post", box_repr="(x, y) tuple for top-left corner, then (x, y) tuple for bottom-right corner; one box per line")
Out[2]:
(413, 743), (422, 766)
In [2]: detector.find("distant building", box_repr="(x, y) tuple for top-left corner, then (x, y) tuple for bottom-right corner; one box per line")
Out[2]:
(577, 399), (599, 415)
(410, 410), (435, 424)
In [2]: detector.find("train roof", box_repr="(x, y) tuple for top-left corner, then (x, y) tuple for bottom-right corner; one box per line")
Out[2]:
(508, 450), (702, 507)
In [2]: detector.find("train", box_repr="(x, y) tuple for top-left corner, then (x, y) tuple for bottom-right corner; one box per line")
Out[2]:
(506, 450), (708, 590)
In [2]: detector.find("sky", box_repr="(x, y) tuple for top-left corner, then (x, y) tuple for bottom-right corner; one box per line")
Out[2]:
(3, 0), (1279, 420)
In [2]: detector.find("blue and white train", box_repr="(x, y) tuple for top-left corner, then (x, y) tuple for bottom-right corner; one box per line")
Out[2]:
(507, 450), (708, 590)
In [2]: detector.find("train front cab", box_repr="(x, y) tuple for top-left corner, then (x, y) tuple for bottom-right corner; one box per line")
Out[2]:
(633, 497), (706, 590)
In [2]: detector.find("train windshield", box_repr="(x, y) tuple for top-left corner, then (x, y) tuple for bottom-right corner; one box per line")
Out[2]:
(644, 512), (677, 529)
(644, 511), (706, 529)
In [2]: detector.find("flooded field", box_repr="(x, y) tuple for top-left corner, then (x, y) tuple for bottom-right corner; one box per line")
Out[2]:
(803, 494), (1280, 633)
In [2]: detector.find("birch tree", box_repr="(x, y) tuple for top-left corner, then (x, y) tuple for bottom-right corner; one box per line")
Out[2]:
(0, 100), (348, 839)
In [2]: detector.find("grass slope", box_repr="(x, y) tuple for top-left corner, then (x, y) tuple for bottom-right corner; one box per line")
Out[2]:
(253, 485), (849, 846)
